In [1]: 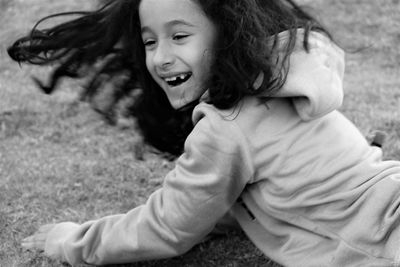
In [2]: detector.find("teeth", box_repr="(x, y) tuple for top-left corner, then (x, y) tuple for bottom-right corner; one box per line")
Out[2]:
(164, 74), (188, 82)
(165, 76), (177, 82)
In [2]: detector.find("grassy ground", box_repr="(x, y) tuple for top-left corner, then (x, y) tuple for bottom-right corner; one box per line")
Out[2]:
(1, 0), (399, 266)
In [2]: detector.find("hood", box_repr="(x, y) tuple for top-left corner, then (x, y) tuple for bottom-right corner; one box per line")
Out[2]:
(255, 30), (345, 121)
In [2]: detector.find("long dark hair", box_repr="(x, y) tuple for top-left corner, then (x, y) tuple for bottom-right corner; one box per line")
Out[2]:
(7, 0), (330, 157)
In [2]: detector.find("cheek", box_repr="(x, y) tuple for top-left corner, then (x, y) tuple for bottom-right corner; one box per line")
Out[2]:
(144, 54), (152, 73)
(145, 55), (158, 81)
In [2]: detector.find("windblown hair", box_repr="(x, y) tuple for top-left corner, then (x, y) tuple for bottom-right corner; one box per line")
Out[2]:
(8, 0), (330, 157)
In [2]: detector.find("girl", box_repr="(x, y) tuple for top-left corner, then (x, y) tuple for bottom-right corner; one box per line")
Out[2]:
(8, 0), (400, 266)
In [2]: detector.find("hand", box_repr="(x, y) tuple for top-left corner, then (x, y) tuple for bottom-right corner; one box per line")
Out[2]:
(22, 221), (79, 263)
(21, 224), (56, 252)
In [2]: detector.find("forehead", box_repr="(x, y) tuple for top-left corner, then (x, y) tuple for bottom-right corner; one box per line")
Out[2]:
(139, 0), (209, 29)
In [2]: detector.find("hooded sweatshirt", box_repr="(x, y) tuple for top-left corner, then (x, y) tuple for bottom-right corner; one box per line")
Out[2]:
(42, 30), (400, 266)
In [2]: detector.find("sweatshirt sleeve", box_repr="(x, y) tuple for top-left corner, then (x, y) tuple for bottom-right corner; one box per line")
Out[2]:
(44, 108), (254, 266)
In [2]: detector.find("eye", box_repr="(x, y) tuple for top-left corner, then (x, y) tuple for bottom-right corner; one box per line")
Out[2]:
(173, 33), (189, 41)
(143, 39), (156, 48)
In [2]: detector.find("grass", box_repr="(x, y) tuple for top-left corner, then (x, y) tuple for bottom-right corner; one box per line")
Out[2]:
(1, 0), (399, 266)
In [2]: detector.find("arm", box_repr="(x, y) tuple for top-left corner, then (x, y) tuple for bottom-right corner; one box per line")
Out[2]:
(25, 111), (254, 266)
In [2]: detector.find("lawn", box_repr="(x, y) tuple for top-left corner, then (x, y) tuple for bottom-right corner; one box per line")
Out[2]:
(0, 0), (399, 266)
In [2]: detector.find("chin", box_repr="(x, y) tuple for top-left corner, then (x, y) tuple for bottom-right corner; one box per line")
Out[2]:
(169, 99), (185, 110)
(169, 98), (197, 110)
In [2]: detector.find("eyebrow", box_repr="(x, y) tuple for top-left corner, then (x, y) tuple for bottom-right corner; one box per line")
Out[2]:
(141, 19), (196, 34)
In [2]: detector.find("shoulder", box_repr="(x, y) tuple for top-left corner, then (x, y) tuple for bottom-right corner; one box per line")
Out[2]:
(177, 101), (255, 176)
(192, 97), (299, 142)
(191, 99), (260, 137)
(189, 101), (249, 153)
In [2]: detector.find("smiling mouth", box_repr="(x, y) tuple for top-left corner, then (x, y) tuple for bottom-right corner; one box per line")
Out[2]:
(164, 73), (192, 87)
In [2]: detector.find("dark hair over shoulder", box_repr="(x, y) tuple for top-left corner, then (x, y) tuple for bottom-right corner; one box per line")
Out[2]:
(7, 0), (331, 157)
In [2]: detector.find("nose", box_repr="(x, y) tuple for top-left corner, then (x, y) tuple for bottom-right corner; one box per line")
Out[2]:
(152, 40), (175, 68)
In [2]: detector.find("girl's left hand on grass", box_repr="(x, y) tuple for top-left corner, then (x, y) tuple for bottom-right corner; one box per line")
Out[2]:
(21, 222), (80, 262)
(21, 224), (57, 252)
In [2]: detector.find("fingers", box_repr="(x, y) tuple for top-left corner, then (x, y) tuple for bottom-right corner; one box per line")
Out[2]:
(21, 224), (56, 251)
(21, 234), (46, 251)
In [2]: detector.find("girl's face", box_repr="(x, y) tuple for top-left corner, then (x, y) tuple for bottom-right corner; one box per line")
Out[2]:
(139, 0), (217, 109)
